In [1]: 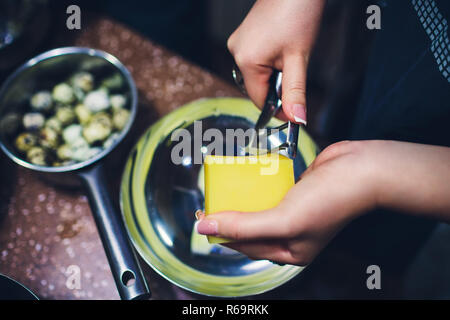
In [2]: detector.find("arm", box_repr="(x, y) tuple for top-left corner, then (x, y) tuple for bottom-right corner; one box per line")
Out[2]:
(228, 0), (326, 124)
(197, 140), (450, 265)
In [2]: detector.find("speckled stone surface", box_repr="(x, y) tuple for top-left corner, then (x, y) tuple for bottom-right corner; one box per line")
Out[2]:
(0, 17), (241, 300)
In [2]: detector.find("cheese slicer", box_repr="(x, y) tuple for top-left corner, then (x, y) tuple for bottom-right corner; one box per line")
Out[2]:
(232, 66), (300, 159)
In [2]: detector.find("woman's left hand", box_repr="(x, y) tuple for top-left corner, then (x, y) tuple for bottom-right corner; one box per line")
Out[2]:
(196, 140), (450, 265)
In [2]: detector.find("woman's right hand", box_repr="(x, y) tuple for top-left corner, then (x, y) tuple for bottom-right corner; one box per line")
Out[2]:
(227, 0), (325, 125)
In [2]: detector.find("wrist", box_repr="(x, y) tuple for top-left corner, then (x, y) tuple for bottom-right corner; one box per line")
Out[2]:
(358, 140), (394, 213)
(350, 140), (385, 217)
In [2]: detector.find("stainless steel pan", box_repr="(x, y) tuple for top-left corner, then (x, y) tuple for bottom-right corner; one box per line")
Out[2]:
(0, 47), (150, 300)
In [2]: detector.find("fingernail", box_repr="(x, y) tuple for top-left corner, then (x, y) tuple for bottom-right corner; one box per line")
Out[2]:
(291, 104), (307, 125)
(197, 219), (218, 235)
(194, 209), (204, 220)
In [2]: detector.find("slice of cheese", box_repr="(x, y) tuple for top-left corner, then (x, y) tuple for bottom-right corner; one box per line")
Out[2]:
(204, 153), (294, 243)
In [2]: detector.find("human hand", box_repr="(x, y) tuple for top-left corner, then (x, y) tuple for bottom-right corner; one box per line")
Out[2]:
(227, 0), (325, 124)
(197, 140), (450, 265)
(197, 140), (379, 265)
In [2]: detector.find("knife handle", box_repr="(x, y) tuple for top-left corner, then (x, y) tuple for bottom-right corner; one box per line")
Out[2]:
(254, 71), (283, 131)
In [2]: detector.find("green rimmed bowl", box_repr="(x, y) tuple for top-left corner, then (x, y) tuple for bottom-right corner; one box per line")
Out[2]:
(120, 97), (318, 297)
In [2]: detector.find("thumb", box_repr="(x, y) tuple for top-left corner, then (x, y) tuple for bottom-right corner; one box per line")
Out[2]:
(196, 208), (290, 241)
(281, 55), (308, 125)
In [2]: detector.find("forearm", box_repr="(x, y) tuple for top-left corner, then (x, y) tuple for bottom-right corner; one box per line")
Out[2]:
(374, 141), (450, 221)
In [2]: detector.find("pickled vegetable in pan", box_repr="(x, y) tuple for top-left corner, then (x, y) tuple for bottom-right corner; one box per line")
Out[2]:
(1, 71), (131, 166)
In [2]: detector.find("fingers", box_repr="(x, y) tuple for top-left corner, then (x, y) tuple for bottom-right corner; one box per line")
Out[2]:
(234, 62), (289, 121)
(281, 54), (308, 125)
(233, 56), (308, 124)
(195, 211), (307, 265)
(196, 208), (293, 241)
(238, 63), (272, 109)
(228, 25), (273, 109)
(224, 241), (302, 265)
(235, 54), (309, 124)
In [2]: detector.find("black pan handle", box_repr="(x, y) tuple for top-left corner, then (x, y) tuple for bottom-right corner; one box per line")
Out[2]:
(78, 163), (151, 300)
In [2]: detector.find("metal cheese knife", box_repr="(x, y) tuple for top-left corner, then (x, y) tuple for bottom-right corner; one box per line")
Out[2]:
(233, 67), (300, 159)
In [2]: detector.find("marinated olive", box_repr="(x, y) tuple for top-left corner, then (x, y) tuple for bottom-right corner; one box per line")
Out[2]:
(112, 108), (130, 131)
(27, 146), (47, 166)
(74, 104), (92, 125)
(110, 94), (127, 110)
(84, 89), (110, 113)
(83, 112), (113, 144)
(71, 136), (89, 150)
(23, 112), (45, 131)
(86, 147), (102, 159)
(83, 122), (112, 144)
(15, 132), (38, 152)
(30, 91), (53, 112)
(52, 83), (75, 104)
(101, 73), (124, 91)
(45, 117), (63, 133)
(62, 124), (83, 144)
(70, 137), (91, 161)
(56, 106), (76, 126)
(56, 144), (73, 161)
(71, 72), (94, 92)
(91, 112), (112, 127)
(39, 127), (60, 149)
(73, 87), (85, 102)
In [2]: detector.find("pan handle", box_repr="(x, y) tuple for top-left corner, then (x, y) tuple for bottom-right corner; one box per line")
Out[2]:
(78, 163), (151, 300)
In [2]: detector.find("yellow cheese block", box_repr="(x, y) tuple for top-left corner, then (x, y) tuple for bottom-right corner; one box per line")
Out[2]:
(204, 153), (295, 243)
